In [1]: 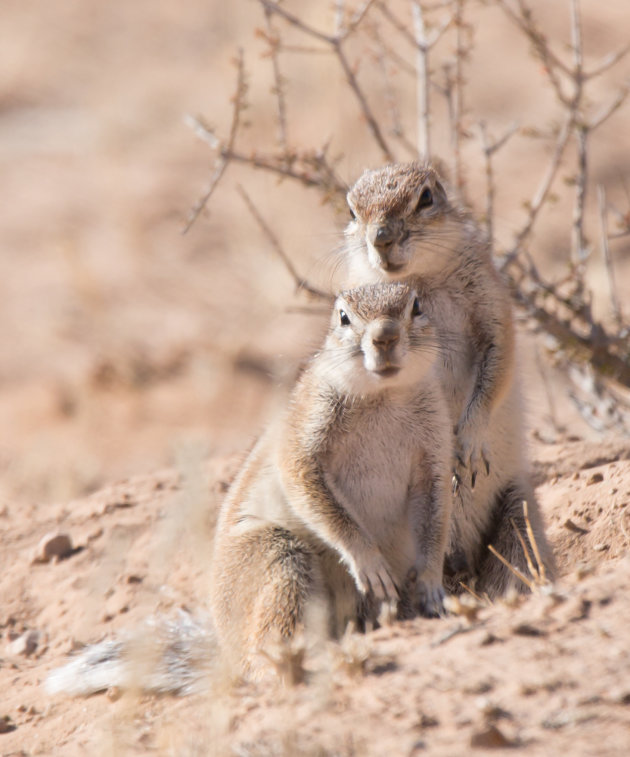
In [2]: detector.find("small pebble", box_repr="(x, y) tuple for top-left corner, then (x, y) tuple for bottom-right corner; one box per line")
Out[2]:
(470, 724), (514, 748)
(32, 532), (73, 564)
(586, 472), (604, 486)
(106, 686), (122, 702)
(0, 715), (16, 733)
(6, 629), (40, 657)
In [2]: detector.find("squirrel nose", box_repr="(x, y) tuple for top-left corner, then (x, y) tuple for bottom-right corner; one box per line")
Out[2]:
(369, 225), (396, 253)
(372, 321), (400, 348)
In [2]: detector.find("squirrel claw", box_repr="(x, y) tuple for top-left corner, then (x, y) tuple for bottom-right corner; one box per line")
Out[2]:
(418, 582), (446, 618)
(483, 453), (491, 476)
(452, 472), (461, 496)
(454, 423), (491, 489)
(356, 552), (398, 601)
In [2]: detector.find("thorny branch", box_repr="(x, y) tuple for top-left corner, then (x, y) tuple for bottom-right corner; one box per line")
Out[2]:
(410, 1), (454, 157)
(258, 0), (394, 161)
(478, 120), (519, 252)
(236, 185), (332, 302)
(597, 185), (623, 328)
(261, 6), (289, 150)
(187, 114), (347, 204)
(183, 50), (247, 234)
(186, 0), (630, 431)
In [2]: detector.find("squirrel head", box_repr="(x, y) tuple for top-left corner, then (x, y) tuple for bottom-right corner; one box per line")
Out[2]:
(345, 161), (462, 281)
(319, 282), (437, 397)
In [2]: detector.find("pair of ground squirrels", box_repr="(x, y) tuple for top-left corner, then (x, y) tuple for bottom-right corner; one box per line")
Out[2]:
(210, 159), (554, 674)
(47, 160), (555, 694)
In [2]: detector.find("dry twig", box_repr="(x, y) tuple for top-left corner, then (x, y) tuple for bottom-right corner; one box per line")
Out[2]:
(236, 185), (332, 301)
(185, 0), (630, 415)
(183, 50), (247, 234)
(258, 0), (394, 161)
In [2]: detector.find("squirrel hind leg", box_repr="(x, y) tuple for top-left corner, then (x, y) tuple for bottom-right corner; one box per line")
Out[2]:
(476, 482), (555, 599)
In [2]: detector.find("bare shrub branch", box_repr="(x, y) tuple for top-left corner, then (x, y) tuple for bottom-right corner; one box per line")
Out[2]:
(236, 185), (332, 302)
(261, 7), (289, 150)
(183, 50), (247, 234)
(186, 0), (630, 413)
(597, 185), (623, 327)
(478, 120), (519, 250)
(258, 0), (393, 161)
(411, 1), (454, 157)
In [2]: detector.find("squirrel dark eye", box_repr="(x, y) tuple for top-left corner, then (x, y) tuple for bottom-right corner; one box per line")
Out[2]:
(339, 309), (351, 326)
(348, 207), (356, 220)
(411, 297), (422, 317)
(415, 187), (433, 212)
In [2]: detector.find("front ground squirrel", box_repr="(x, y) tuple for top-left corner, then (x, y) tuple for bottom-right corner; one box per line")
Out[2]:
(210, 281), (452, 675)
(344, 160), (554, 597)
(46, 282), (452, 694)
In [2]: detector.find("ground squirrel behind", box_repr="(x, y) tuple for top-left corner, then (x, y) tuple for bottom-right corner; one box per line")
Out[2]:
(210, 281), (453, 675)
(343, 160), (554, 597)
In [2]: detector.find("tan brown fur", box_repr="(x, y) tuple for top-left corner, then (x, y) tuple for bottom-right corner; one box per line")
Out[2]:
(210, 283), (453, 675)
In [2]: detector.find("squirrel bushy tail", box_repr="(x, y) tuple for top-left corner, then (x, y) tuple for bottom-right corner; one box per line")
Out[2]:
(45, 611), (217, 697)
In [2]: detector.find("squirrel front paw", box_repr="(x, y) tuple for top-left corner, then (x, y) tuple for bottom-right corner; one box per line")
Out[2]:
(453, 420), (491, 491)
(350, 549), (398, 601)
(405, 566), (445, 618)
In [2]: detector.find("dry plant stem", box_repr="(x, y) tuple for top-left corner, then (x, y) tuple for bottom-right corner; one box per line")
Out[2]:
(372, 27), (417, 157)
(498, 0), (629, 269)
(589, 86), (630, 131)
(334, 42), (394, 161)
(412, 1), (431, 157)
(335, 0), (345, 36)
(377, 3), (416, 47)
(585, 42), (630, 79)
(183, 50), (246, 234)
(410, 2), (453, 158)
(496, 0), (572, 104)
(258, 0), (393, 161)
(452, 0), (465, 189)
(187, 114), (347, 198)
(533, 344), (564, 434)
(569, 0), (587, 266)
(478, 120), (519, 251)
(236, 185), (332, 302)
(263, 6), (289, 151)
(459, 582), (484, 603)
(508, 250), (630, 387)
(487, 545), (535, 592)
(523, 500), (546, 583)
(509, 517), (538, 581)
(501, 112), (573, 266)
(597, 185), (623, 326)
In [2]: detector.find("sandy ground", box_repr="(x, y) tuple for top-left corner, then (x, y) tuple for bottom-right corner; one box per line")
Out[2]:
(2, 0), (630, 754)
(1, 440), (630, 755)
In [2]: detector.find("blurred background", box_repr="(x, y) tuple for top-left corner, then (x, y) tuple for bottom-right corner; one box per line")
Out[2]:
(2, 0), (629, 507)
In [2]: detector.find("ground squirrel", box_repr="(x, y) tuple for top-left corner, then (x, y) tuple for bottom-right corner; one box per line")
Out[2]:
(47, 282), (452, 694)
(343, 160), (554, 596)
(210, 281), (452, 674)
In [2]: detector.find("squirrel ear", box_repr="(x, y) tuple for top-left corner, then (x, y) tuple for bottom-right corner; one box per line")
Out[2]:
(434, 179), (447, 203)
(429, 156), (451, 183)
(346, 194), (357, 221)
